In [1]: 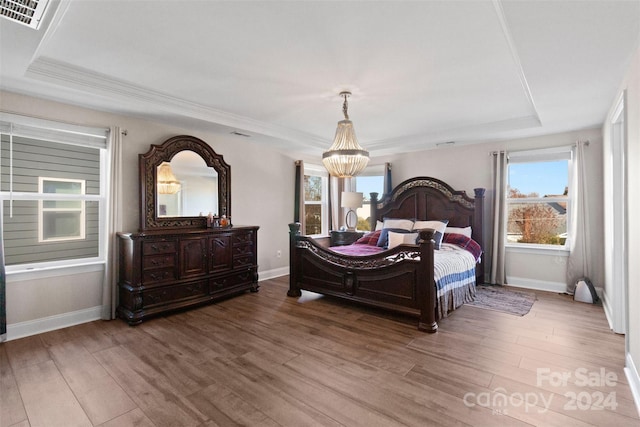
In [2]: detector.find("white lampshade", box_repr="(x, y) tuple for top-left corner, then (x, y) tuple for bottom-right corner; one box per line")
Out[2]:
(341, 191), (364, 209)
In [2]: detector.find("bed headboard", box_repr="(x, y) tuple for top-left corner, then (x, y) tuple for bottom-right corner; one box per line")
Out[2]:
(370, 176), (486, 278)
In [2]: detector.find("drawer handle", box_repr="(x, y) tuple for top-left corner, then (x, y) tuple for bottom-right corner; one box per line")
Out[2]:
(149, 271), (169, 281)
(212, 279), (227, 288)
(185, 284), (203, 293)
(150, 243), (172, 252)
(148, 290), (168, 304)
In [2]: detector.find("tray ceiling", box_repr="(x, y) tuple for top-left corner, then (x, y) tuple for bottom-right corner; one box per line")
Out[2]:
(1, 0), (638, 156)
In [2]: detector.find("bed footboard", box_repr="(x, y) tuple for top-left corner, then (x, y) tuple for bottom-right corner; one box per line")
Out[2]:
(288, 223), (437, 332)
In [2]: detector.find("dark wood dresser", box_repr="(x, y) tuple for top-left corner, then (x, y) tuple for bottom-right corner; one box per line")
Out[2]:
(117, 226), (258, 325)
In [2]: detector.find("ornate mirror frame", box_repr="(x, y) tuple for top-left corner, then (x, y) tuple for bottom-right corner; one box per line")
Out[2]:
(139, 135), (231, 230)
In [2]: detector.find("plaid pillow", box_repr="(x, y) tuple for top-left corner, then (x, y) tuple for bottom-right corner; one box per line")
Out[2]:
(354, 230), (382, 246)
(443, 233), (483, 262)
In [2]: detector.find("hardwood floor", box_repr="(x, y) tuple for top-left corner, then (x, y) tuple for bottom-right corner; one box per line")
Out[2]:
(1, 276), (638, 426)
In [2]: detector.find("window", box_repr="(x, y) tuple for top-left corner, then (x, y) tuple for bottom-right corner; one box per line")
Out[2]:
(354, 167), (385, 231)
(303, 165), (328, 236)
(0, 113), (108, 269)
(506, 148), (571, 248)
(39, 177), (86, 242)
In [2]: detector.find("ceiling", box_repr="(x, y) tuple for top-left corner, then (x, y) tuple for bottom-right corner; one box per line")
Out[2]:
(1, 0), (639, 158)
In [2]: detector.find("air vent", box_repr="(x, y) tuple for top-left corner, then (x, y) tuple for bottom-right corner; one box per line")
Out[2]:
(1, 0), (50, 30)
(230, 131), (251, 138)
(436, 141), (455, 147)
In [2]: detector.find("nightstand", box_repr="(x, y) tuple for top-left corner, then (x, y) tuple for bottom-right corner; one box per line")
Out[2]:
(330, 230), (365, 246)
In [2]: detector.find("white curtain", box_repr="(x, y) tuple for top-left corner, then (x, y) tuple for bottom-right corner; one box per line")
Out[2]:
(383, 162), (392, 197)
(566, 141), (590, 294)
(101, 127), (124, 320)
(490, 151), (508, 285)
(0, 205), (6, 342)
(294, 160), (305, 233)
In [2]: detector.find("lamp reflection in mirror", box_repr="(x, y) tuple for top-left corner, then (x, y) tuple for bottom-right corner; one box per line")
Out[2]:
(322, 91), (369, 177)
(341, 191), (363, 231)
(157, 161), (181, 194)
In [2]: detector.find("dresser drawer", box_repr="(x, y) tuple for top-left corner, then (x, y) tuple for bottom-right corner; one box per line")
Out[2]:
(233, 231), (254, 245)
(233, 244), (254, 258)
(143, 254), (175, 270)
(233, 256), (254, 269)
(143, 240), (176, 255)
(143, 268), (176, 284)
(210, 270), (255, 293)
(143, 280), (208, 307)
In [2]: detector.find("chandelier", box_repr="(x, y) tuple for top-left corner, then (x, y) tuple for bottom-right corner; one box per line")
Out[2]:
(322, 91), (369, 177)
(157, 162), (181, 194)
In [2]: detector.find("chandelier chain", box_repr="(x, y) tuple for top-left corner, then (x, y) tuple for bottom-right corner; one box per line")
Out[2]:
(341, 92), (350, 120)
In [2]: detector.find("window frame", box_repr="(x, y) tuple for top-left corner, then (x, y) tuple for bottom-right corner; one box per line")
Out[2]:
(0, 112), (108, 274)
(303, 164), (329, 237)
(505, 147), (573, 251)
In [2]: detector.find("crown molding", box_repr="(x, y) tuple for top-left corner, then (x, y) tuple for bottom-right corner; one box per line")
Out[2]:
(492, 0), (541, 123)
(364, 114), (542, 155)
(24, 56), (328, 149)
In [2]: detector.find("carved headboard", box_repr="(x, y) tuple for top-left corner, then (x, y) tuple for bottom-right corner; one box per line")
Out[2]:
(370, 176), (485, 278)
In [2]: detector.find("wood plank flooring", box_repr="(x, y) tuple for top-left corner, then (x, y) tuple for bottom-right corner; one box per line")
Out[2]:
(1, 276), (638, 426)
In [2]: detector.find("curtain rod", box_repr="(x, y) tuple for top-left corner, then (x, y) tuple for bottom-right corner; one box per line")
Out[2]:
(488, 140), (590, 156)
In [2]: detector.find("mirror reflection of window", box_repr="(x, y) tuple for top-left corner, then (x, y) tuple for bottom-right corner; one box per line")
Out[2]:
(157, 150), (218, 217)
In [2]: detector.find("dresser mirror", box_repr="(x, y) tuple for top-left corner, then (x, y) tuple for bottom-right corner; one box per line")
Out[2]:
(139, 135), (230, 230)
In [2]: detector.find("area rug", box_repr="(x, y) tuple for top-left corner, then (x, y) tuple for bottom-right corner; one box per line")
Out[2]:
(466, 285), (536, 316)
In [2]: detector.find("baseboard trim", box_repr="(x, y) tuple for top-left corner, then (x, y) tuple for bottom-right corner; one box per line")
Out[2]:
(5, 268), (290, 341)
(6, 306), (103, 341)
(258, 267), (289, 281)
(505, 276), (566, 293)
(625, 352), (640, 418)
(602, 289), (616, 332)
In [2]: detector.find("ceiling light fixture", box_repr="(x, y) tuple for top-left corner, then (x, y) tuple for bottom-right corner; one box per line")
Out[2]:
(322, 91), (369, 177)
(157, 162), (181, 194)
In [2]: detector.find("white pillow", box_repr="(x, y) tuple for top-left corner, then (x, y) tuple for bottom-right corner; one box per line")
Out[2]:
(413, 220), (448, 234)
(445, 226), (472, 238)
(382, 218), (414, 231)
(412, 220), (449, 249)
(387, 231), (419, 249)
(375, 220), (384, 231)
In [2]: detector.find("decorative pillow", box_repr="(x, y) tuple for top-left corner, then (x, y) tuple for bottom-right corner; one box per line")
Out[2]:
(382, 218), (414, 231)
(445, 226), (472, 238)
(387, 231), (419, 249)
(377, 228), (413, 248)
(354, 230), (382, 246)
(443, 233), (483, 262)
(375, 220), (384, 231)
(412, 220), (449, 249)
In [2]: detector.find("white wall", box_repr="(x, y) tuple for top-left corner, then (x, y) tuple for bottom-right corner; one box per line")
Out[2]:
(383, 127), (605, 293)
(605, 44), (640, 413)
(1, 91), (295, 339)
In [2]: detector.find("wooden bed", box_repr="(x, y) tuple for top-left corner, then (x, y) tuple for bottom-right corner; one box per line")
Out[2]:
(287, 176), (485, 332)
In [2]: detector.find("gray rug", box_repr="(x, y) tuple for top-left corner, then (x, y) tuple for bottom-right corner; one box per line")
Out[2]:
(466, 285), (536, 316)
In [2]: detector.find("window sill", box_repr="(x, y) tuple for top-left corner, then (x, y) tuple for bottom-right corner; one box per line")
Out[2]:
(506, 244), (569, 257)
(6, 260), (105, 282)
